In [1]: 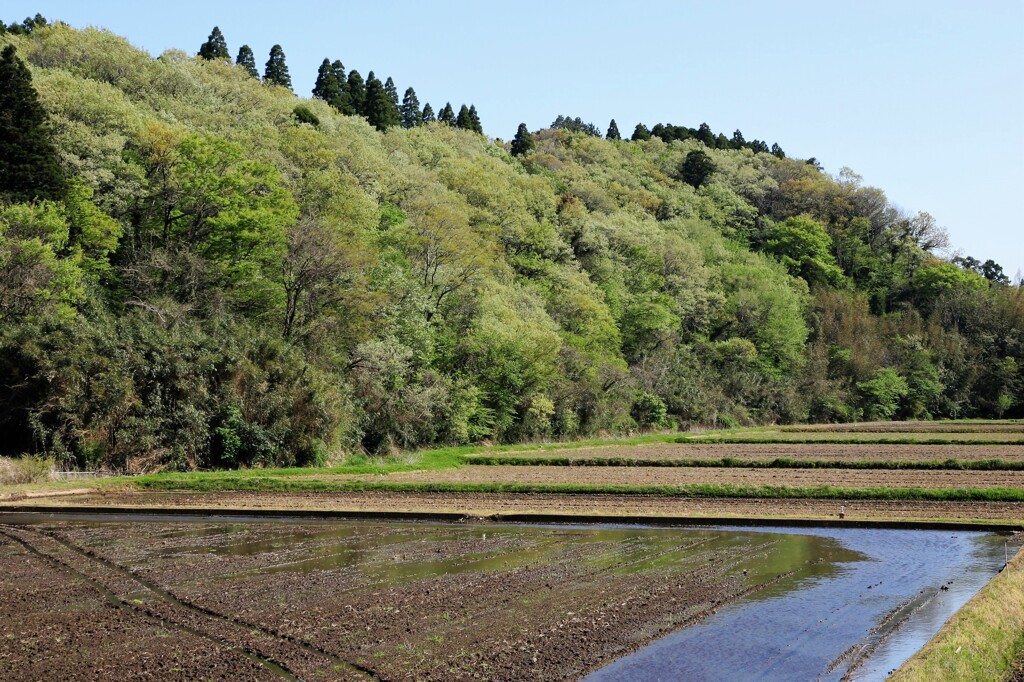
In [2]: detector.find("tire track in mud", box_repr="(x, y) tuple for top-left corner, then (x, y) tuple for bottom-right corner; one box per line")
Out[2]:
(0, 525), (384, 682)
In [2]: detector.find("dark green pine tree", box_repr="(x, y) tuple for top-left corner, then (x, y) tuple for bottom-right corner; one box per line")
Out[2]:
(631, 123), (651, 141)
(680, 149), (715, 189)
(263, 45), (291, 90)
(455, 104), (472, 130)
(0, 45), (66, 202)
(467, 104), (483, 134)
(730, 129), (746, 150)
(510, 123), (534, 157)
(363, 71), (398, 130)
(383, 77), (401, 125)
(329, 60), (352, 114)
(438, 102), (455, 125)
(606, 119), (621, 140)
(400, 87), (422, 128)
(346, 70), (366, 116)
(770, 142), (786, 159)
(198, 26), (230, 61)
(421, 103), (435, 123)
(235, 45), (259, 78)
(313, 58), (345, 109)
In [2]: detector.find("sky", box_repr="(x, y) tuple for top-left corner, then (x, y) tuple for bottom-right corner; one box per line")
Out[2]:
(7, 1), (1024, 278)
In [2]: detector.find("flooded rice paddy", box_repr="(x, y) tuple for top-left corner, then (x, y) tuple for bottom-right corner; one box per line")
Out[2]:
(0, 513), (1016, 681)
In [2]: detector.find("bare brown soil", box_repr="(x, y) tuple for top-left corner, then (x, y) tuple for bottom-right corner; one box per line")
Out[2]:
(501, 442), (1024, 462)
(710, 430), (1024, 442)
(781, 421), (1024, 434)
(0, 519), (794, 681)
(8, 489), (1024, 523)
(377, 465), (1024, 489)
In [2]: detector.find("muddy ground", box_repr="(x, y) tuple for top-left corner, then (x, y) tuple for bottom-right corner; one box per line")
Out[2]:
(497, 442), (1024, 462)
(374, 464), (1024, 489)
(704, 430), (1024, 442)
(780, 421), (1024, 434)
(7, 489), (1024, 523)
(0, 519), (803, 681)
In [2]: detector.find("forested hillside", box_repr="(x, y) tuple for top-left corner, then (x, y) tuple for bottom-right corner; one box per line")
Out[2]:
(1, 21), (1021, 471)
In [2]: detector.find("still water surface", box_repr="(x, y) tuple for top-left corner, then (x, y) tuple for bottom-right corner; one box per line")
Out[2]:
(586, 525), (1015, 682)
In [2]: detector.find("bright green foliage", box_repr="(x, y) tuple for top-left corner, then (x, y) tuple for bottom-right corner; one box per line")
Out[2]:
(764, 215), (844, 287)
(0, 23), (1020, 469)
(858, 368), (909, 420)
(0, 45), (66, 202)
(510, 123), (534, 157)
(235, 45), (258, 78)
(263, 44), (291, 89)
(606, 119), (621, 140)
(197, 26), (229, 61)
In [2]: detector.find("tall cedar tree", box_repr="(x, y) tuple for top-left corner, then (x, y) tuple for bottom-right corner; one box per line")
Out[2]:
(0, 45), (66, 202)
(606, 119), (621, 140)
(346, 70), (366, 116)
(631, 123), (651, 141)
(0, 14), (48, 35)
(400, 87), (422, 128)
(198, 26), (229, 61)
(263, 45), (291, 90)
(438, 102), (455, 125)
(680, 150), (715, 188)
(235, 45), (258, 78)
(363, 71), (397, 130)
(467, 104), (482, 134)
(455, 104), (472, 130)
(384, 77), (401, 124)
(421, 103), (435, 123)
(313, 58), (345, 109)
(330, 60), (352, 114)
(510, 123), (534, 156)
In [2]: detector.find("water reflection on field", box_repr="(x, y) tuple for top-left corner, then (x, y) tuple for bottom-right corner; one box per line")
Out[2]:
(586, 525), (1017, 682)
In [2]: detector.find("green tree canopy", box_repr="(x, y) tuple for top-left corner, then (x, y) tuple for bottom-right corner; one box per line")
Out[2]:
(400, 87), (422, 128)
(606, 119), (621, 140)
(0, 45), (67, 202)
(421, 102), (435, 123)
(631, 123), (651, 141)
(263, 44), (291, 90)
(680, 150), (715, 188)
(235, 45), (258, 78)
(510, 123), (534, 157)
(198, 26), (229, 61)
(764, 215), (845, 287)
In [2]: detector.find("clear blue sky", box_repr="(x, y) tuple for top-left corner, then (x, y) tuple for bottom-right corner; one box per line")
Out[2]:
(9, 1), (1024, 278)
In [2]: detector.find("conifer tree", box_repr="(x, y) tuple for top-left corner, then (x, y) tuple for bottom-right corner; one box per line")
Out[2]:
(467, 104), (483, 134)
(0, 45), (66, 202)
(329, 60), (351, 114)
(631, 123), (651, 141)
(313, 58), (345, 109)
(198, 26), (230, 61)
(606, 119), (621, 140)
(510, 123), (534, 157)
(400, 87), (422, 128)
(383, 77), (401, 128)
(235, 45), (258, 78)
(730, 129), (746, 150)
(421, 103), (435, 123)
(363, 71), (397, 130)
(455, 104), (472, 130)
(438, 102), (455, 125)
(263, 45), (291, 90)
(771, 142), (786, 159)
(346, 70), (366, 116)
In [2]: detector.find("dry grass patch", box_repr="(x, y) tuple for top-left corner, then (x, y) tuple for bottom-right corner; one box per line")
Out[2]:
(0, 456), (53, 486)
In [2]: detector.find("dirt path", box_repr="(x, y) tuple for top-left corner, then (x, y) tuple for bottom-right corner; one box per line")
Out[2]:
(7, 490), (1023, 524)
(375, 465), (1024, 489)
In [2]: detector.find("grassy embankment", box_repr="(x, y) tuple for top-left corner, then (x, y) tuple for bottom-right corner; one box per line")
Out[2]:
(891, 544), (1024, 682)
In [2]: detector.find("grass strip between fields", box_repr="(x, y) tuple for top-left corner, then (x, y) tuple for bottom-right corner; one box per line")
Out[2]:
(131, 476), (1024, 503)
(464, 456), (1024, 470)
(890, 545), (1024, 681)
